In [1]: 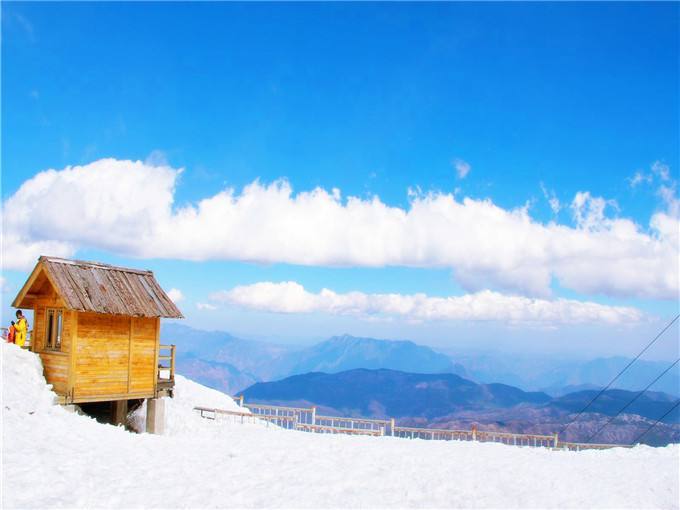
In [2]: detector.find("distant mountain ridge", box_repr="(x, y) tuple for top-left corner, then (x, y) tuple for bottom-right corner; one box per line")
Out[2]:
(162, 324), (465, 393)
(450, 352), (680, 397)
(240, 368), (680, 444)
(242, 368), (551, 419)
(163, 324), (680, 397)
(275, 334), (467, 379)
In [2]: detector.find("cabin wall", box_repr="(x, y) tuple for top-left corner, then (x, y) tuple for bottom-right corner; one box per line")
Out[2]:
(32, 296), (73, 353)
(32, 296), (73, 396)
(73, 312), (159, 402)
(129, 317), (159, 394)
(40, 352), (69, 394)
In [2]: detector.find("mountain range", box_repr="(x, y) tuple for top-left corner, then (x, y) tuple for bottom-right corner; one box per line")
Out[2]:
(449, 351), (680, 397)
(241, 368), (680, 445)
(163, 323), (466, 394)
(162, 323), (680, 397)
(242, 368), (551, 418)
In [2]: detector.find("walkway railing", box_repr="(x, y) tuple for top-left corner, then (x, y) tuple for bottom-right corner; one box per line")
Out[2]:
(198, 396), (633, 451)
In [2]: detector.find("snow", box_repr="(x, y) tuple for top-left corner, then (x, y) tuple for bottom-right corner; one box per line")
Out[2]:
(128, 374), (251, 435)
(2, 342), (679, 509)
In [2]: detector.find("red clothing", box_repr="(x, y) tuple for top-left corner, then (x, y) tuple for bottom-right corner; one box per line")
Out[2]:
(7, 325), (16, 343)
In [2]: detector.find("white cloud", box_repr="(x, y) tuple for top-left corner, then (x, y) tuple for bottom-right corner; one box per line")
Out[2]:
(540, 183), (561, 214)
(166, 288), (183, 303)
(211, 281), (644, 325)
(570, 191), (619, 231)
(629, 171), (652, 188)
(1, 158), (678, 300)
(652, 161), (671, 182)
(453, 158), (471, 179)
(629, 161), (672, 188)
(196, 302), (217, 311)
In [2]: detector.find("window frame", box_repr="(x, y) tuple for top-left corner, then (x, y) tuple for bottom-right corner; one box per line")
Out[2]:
(44, 308), (64, 351)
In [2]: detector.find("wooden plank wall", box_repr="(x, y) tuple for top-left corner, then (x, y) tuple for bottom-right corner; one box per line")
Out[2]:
(74, 312), (158, 401)
(41, 352), (69, 394)
(33, 306), (45, 351)
(75, 312), (131, 398)
(129, 317), (158, 394)
(33, 295), (70, 352)
(33, 296), (72, 397)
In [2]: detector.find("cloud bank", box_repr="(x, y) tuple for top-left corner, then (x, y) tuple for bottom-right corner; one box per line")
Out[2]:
(211, 281), (644, 325)
(2, 158), (678, 300)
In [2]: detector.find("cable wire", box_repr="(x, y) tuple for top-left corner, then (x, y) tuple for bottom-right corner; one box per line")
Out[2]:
(585, 358), (679, 443)
(631, 400), (680, 445)
(559, 313), (679, 436)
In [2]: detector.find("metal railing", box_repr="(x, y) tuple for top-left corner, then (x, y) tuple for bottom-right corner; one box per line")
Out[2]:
(393, 425), (473, 441)
(210, 396), (634, 450)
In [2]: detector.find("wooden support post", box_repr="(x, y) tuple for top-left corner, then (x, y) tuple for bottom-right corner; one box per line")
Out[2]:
(390, 418), (395, 436)
(170, 345), (176, 382)
(146, 398), (165, 434)
(111, 400), (128, 426)
(471, 424), (477, 441)
(553, 433), (559, 448)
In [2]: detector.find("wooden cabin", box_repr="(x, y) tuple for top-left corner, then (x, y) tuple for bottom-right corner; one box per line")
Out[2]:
(12, 256), (183, 414)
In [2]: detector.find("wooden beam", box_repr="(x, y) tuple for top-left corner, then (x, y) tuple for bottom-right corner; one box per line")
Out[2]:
(153, 318), (160, 396)
(68, 311), (78, 403)
(111, 400), (128, 426)
(127, 317), (133, 394)
(12, 261), (45, 308)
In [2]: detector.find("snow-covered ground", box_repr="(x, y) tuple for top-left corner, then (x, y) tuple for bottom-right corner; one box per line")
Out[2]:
(2, 343), (679, 509)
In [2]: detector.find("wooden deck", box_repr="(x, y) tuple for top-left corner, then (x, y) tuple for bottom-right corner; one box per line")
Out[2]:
(156, 344), (176, 397)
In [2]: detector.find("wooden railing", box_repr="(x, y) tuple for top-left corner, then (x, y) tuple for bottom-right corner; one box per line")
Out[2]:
(157, 344), (175, 388)
(206, 397), (634, 450)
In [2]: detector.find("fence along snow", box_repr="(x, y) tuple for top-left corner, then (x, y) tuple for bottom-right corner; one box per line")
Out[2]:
(194, 398), (633, 450)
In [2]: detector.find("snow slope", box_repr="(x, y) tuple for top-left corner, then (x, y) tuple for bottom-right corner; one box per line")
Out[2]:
(2, 343), (679, 509)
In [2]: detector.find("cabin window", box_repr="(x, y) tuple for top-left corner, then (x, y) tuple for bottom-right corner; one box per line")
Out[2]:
(45, 308), (63, 350)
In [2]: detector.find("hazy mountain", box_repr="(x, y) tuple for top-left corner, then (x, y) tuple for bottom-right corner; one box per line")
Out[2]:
(163, 325), (467, 393)
(175, 354), (258, 395)
(551, 388), (679, 423)
(162, 323), (289, 381)
(274, 334), (467, 379)
(164, 324), (679, 400)
(451, 352), (680, 397)
(242, 368), (551, 419)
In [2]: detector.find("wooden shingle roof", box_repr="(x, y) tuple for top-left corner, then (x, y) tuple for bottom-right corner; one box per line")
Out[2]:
(13, 256), (184, 318)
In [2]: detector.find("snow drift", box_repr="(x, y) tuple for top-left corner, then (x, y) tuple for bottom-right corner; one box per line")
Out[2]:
(2, 343), (678, 509)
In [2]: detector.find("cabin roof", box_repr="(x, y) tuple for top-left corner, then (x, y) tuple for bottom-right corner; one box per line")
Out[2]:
(12, 256), (184, 318)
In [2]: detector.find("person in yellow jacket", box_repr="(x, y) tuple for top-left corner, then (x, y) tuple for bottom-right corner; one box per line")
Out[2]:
(14, 310), (28, 348)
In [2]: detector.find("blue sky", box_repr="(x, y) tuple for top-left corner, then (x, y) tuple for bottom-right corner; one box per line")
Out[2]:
(2, 2), (678, 359)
